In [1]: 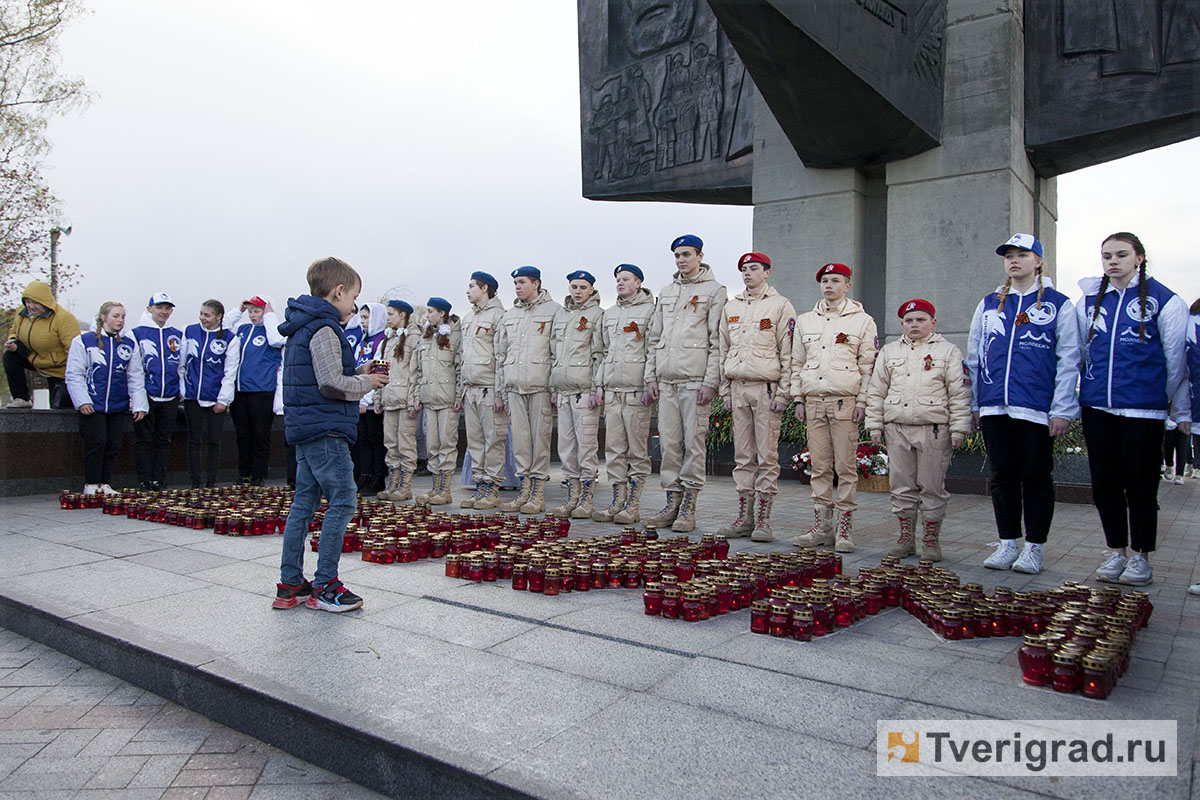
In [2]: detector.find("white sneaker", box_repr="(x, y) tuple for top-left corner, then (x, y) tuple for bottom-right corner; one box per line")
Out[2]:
(1173, 475), (1184, 485)
(1163, 466), (1175, 481)
(1118, 553), (1153, 586)
(983, 539), (1020, 570)
(82, 484), (100, 495)
(1189, 583), (1200, 596)
(98, 484), (119, 495)
(1011, 542), (1044, 574)
(1095, 551), (1128, 583)
(4, 398), (32, 409)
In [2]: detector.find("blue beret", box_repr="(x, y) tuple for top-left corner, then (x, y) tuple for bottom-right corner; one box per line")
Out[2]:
(614, 263), (644, 281)
(387, 299), (413, 314)
(566, 270), (596, 285)
(671, 234), (703, 252)
(511, 266), (541, 280)
(427, 297), (451, 313)
(470, 270), (498, 290)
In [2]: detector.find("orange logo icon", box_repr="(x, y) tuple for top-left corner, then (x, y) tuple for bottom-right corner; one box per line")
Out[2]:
(887, 732), (919, 763)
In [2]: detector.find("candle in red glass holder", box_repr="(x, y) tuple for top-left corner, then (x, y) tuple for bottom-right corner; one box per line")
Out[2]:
(1080, 655), (1111, 700)
(466, 557), (484, 583)
(661, 586), (681, 619)
(674, 559), (695, 583)
(511, 562), (528, 590)
(832, 588), (854, 628)
(574, 562), (591, 592)
(543, 567), (561, 596)
(482, 554), (498, 582)
(864, 583), (884, 616)
(623, 565), (641, 589)
(528, 557), (546, 593)
(791, 609), (814, 642)
(768, 601), (791, 637)
(715, 581), (732, 615)
(445, 554), (461, 579)
(749, 600), (770, 633)
(214, 515), (230, 535)
(1051, 651), (1082, 694)
(713, 534), (729, 560)
(810, 598), (832, 636)
(643, 582), (663, 616)
(677, 589), (700, 623)
(1018, 636), (1051, 687)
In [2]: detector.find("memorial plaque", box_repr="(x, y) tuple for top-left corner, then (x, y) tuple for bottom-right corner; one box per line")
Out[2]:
(578, 0), (753, 204)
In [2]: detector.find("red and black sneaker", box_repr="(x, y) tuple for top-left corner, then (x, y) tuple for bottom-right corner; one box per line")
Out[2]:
(305, 578), (363, 613)
(272, 579), (313, 609)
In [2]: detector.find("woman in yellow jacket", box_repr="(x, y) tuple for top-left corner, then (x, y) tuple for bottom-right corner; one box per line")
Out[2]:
(4, 280), (81, 408)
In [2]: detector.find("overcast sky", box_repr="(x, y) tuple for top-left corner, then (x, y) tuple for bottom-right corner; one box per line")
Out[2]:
(36, 1), (1200, 326)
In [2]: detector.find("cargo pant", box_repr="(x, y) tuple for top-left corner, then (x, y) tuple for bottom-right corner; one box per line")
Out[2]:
(424, 405), (460, 474)
(508, 390), (553, 480)
(730, 380), (783, 495)
(805, 395), (859, 512)
(657, 380), (711, 492)
(463, 385), (508, 484)
(556, 392), (600, 480)
(603, 390), (652, 483)
(382, 408), (418, 472)
(884, 422), (952, 521)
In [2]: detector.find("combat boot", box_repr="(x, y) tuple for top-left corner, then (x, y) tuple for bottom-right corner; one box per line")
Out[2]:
(717, 491), (755, 538)
(671, 488), (699, 533)
(389, 467), (413, 503)
(921, 518), (943, 562)
(750, 493), (775, 542)
(792, 506), (834, 546)
(415, 472), (443, 506)
(592, 482), (628, 523)
(460, 481), (486, 509)
(520, 476), (546, 514)
(572, 479), (596, 519)
(499, 476), (530, 512)
(431, 471), (453, 505)
(550, 478), (581, 517)
(377, 468), (400, 501)
(833, 510), (855, 553)
(474, 482), (500, 510)
(644, 490), (681, 528)
(612, 478), (644, 525)
(888, 513), (917, 557)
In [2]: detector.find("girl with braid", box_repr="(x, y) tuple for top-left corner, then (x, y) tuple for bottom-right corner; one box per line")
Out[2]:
(1076, 232), (1190, 586)
(967, 234), (1079, 575)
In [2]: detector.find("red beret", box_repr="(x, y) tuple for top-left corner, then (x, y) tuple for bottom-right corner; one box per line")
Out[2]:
(898, 299), (936, 318)
(737, 252), (771, 269)
(815, 262), (852, 281)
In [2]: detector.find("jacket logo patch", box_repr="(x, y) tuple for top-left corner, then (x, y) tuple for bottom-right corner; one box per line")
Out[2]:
(116, 343), (134, 361)
(787, 318), (795, 335)
(835, 332), (849, 344)
(759, 318), (772, 330)
(623, 321), (642, 340)
(166, 335), (181, 354)
(252, 335), (266, 347)
(1125, 295), (1159, 322)
(728, 316), (740, 323)
(923, 354), (933, 371)
(577, 316), (588, 331)
(209, 340), (227, 355)
(687, 295), (700, 311)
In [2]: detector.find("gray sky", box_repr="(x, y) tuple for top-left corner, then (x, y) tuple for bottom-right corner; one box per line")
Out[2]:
(37, 1), (1200, 326)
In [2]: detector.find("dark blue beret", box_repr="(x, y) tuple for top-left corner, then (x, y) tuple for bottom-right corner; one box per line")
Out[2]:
(566, 270), (596, 285)
(387, 299), (413, 314)
(427, 297), (451, 313)
(511, 266), (541, 280)
(470, 271), (498, 290)
(671, 234), (703, 252)
(614, 263), (644, 281)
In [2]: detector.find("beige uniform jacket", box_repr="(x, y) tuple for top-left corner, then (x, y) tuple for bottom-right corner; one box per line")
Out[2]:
(459, 296), (505, 390)
(415, 319), (463, 409)
(597, 287), (655, 392)
(495, 288), (561, 395)
(645, 264), (726, 388)
(864, 333), (972, 434)
(550, 292), (604, 394)
(790, 298), (879, 405)
(719, 284), (797, 402)
(373, 325), (420, 411)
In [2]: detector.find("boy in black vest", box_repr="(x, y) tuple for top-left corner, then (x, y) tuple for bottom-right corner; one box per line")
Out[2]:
(274, 257), (388, 612)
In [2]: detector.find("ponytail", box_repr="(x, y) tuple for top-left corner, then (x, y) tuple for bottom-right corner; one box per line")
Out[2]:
(1087, 275), (1110, 343)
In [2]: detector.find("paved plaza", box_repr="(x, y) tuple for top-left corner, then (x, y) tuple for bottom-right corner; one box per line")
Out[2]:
(0, 473), (1196, 799)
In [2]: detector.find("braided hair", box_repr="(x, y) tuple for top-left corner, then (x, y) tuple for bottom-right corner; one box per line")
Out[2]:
(391, 311), (410, 360)
(996, 267), (1044, 314)
(423, 312), (458, 349)
(95, 302), (124, 335)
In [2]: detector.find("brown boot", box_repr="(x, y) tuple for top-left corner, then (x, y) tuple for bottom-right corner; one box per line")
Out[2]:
(750, 493), (775, 542)
(551, 478), (581, 517)
(921, 518), (943, 562)
(643, 490), (681, 528)
(499, 476), (531, 512)
(389, 466), (413, 503)
(717, 491), (755, 538)
(792, 506), (834, 546)
(431, 471), (453, 505)
(612, 478), (644, 524)
(376, 468), (400, 501)
(888, 513), (917, 557)
(592, 482), (627, 523)
(571, 479), (596, 519)
(833, 510), (855, 553)
(460, 481), (485, 509)
(415, 472), (443, 506)
(473, 482), (500, 510)
(520, 476), (546, 514)
(671, 488), (699, 533)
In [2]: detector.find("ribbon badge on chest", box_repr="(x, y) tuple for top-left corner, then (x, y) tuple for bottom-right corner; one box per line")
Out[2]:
(686, 295), (699, 311)
(623, 321), (642, 340)
(923, 354), (933, 371)
(759, 318), (772, 330)
(577, 316), (588, 332)
(1015, 311), (1030, 327)
(835, 332), (849, 344)
(538, 321), (548, 334)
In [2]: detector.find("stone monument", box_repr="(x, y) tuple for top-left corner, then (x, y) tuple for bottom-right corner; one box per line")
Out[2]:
(577, 0), (1200, 348)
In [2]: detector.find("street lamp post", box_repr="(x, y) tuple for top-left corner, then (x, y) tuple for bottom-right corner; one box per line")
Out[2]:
(49, 225), (72, 297)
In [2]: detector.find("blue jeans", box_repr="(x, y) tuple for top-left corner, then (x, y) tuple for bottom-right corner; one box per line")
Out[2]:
(280, 435), (357, 587)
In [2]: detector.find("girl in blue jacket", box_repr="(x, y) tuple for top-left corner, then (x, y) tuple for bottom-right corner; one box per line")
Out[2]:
(227, 295), (284, 485)
(180, 300), (239, 488)
(1076, 232), (1189, 587)
(65, 302), (148, 494)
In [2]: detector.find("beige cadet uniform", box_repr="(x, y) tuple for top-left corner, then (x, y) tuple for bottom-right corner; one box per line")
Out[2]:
(865, 333), (971, 521)
(597, 287), (655, 483)
(374, 326), (420, 473)
(719, 285), (796, 495)
(460, 296), (508, 485)
(415, 319), (462, 474)
(496, 288), (561, 480)
(551, 292), (604, 480)
(646, 265), (727, 491)
(791, 298), (879, 512)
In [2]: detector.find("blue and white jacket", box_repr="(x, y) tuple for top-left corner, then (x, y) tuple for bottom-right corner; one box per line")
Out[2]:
(179, 324), (239, 407)
(1187, 313), (1199, 425)
(226, 300), (285, 393)
(1075, 275), (1189, 422)
(966, 278), (1080, 426)
(130, 311), (183, 401)
(354, 303), (387, 408)
(65, 330), (149, 414)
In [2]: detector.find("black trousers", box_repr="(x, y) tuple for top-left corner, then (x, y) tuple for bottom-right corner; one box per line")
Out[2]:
(183, 400), (225, 485)
(1162, 428), (1192, 468)
(1081, 407), (1164, 553)
(3, 350), (70, 407)
(230, 391), (274, 480)
(353, 411), (386, 490)
(79, 411), (127, 485)
(981, 415), (1055, 544)
(134, 399), (178, 485)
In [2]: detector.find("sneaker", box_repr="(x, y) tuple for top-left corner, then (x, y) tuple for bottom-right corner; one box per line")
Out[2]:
(83, 484), (100, 495)
(272, 579), (313, 609)
(1011, 542), (1044, 574)
(305, 579), (363, 613)
(4, 398), (32, 409)
(1189, 583), (1200, 596)
(983, 539), (1020, 570)
(1118, 553), (1153, 586)
(98, 484), (119, 495)
(1173, 475), (1184, 485)
(1163, 466), (1175, 481)
(1095, 551), (1128, 583)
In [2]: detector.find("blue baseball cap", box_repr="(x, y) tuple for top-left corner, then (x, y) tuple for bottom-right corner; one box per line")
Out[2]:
(470, 271), (498, 290)
(427, 297), (452, 313)
(566, 270), (596, 285)
(671, 234), (703, 252)
(996, 233), (1043, 258)
(387, 299), (413, 314)
(511, 266), (541, 280)
(614, 263), (644, 281)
